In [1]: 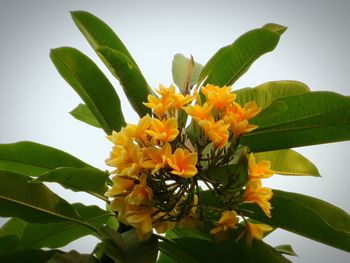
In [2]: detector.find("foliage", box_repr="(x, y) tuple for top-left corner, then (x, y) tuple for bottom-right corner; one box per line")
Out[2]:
(0, 10), (349, 263)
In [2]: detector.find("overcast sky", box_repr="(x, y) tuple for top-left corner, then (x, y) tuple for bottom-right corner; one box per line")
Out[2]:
(0, 1), (349, 262)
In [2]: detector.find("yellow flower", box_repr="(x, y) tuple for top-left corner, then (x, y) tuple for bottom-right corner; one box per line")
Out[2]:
(244, 180), (273, 218)
(199, 118), (230, 148)
(245, 221), (273, 245)
(146, 117), (179, 143)
(248, 153), (274, 179)
(142, 143), (172, 173)
(114, 175), (156, 241)
(172, 93), (195, 110)
(127, 208), (155, 241)
(106, 137), (144, 176)
(184, 103), (213, 123)
(153, 212), (176, 234)
(202, 84), (236, 110)
(224, 102), (260, 137)
(123, 114), (152, 144)
(143, 84), (176, 117)
(105, 176), (134, 197)
(125, 174), (153, 206)
(210, 210), (239, 235)
(167, 148), (198, 178)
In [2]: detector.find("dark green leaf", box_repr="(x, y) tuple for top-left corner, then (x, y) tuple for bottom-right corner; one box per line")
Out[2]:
(0, 204), (114, 249)
(46, 250), (97, 263)
(70, 104), (102, 128)
(254, 149), (320, 176)
(199, 24), (286, 86)
(0, 235), (20, 254)
(97, 46), (152, 117)
(0, 171), (98, 231)
(0, 141), (91, 177)
(240, 92), (350, 151)
(240, 189), (350, 252)
(101, 227), (158, 263)
(235, 80), (310, 109)
(50, 47), (125, 134)
(0, 249), (60, 263)
(172, 54), (203, 92)
(71, 10), (139, 70)
(274, 244), (298, 257)
(35, 167), (109, 200)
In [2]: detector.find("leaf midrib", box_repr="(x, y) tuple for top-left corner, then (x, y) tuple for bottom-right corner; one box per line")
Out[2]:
(52, 50), (111, 133)
(0, 195), (97, 232)
(22, 212), (113, 248)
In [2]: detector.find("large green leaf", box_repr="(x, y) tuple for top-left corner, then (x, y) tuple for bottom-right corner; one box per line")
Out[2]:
(70, 103), (101, 128)
(71, 10), (139, 70)
(97, 47), (152, 117)
(0, 171), (95, 231)
(50, 47), (125, 134)
(0, 141), (91, 177)
(101, 227), (158, 263)
(35, 167), (109, 201)
(240, 189), (350, 252)
(0, 204), (113, 250)
(199, 24), (286, 86)
(45, 250), (97, 263)
(0, 249), (60, 263)
(172, 54), (203, 92)
(254, 149), (320, 176)
(240, 92), (350, 151)
(159, 235), (290, 263)
(235, 80), (310, 109)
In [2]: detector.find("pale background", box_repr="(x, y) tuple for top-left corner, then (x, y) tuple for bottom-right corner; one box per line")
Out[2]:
(0, 0), (349, 262)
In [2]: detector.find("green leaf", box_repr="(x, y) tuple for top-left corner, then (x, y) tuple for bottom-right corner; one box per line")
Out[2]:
(97, 46), (152, 117)
(274, 244), (298, 257)
(101, 227), (158, 263)
(50, 47), (125, 134)
(35, 167), (109, 200)
(240, 92), (350, 151)
(172, 54), (203, 92)
(199, 24), (286, 86)
(235, 80), (310, 109)
(240, 189), (350, 252)
(0, 141), (91, 177)
(46, 250), (97, 263)
(0, 204), (114, 249)
(0, 171), (97, 230)
(254, 149), (320, 176)
(0, 249), (60, 263)
(70, 104), (101, 128)
(71, 10), (139, 70)
(0, 235), (20, 253)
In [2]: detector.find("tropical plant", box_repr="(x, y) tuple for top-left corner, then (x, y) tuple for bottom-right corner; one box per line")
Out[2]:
(0, 11), (349, 263)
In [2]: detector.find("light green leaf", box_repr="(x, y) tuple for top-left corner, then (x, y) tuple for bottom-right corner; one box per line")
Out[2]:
(46, 250), (97, 263)
(274, 244), (298, 257)
(71, 10), (139, 70)
(0, 141), (91, 177)
(35, 167), (109, 201)
(254, 149), (320, 176)
(240, 189), (350, 252)
(0, 204), (113, 250)
(172, 54), (203, 92)
(199, 24), (286, 86)
(240, 92), (350, 152)
(70, 104), (101, 128)
(235, 80), (310, 109)
(50, 47), (125, 134)
(97, 47), (152, 117)
(0, 171), (96, 231)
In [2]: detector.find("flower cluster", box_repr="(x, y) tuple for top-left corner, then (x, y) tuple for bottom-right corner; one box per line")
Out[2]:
(105, 83), (274, 243)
